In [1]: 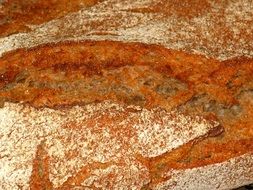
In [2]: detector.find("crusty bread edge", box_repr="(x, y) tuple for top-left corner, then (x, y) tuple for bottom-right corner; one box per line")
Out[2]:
(154, 153), (253, 190)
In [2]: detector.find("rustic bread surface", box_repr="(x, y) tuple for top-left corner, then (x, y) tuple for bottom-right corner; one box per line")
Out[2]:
(0, 40), (252, 189)
(0, 0), (253, 190)
(0, 0), (252, 59)
(0, 0), (102, 37)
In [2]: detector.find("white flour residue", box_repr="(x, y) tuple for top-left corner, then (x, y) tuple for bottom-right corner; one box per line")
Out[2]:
(0, 101), (217, 189)
(154, 153), (253, 190)
(0, 0), (252, 59)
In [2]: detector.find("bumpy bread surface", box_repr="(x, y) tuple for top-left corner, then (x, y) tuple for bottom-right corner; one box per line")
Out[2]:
(0, 0), (253, 189)
(0, 40), (252, 189)
(0, 0), (102, 37)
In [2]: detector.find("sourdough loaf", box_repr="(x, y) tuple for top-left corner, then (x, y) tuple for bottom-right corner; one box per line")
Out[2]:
(0, 0), (252, 189)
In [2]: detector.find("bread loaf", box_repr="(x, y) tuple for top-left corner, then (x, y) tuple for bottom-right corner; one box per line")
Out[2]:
(0, 0), (252, 189)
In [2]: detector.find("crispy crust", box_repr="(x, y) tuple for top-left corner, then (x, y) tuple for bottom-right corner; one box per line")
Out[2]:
(0, 40), (252, 189)
(0, 101), (221, 189)
(1, 0), (252, 60)
(0, 40), (236, 108)
(0, 0), (102, 37)
(0, 0), (253, 189)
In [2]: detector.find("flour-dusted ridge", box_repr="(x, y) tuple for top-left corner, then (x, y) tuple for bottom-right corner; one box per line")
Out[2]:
(0, 101), (218, 189)
(0, 1), (252, 189)
(154, 153), (253, 190)
(0, 0), (252, 59)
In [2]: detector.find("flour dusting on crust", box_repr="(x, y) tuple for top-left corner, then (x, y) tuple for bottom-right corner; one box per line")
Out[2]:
(154, 153), (253, 190)
(0, 1), (252, 189)
(0, 101), (218, 189)
(0, 0), (252, 59)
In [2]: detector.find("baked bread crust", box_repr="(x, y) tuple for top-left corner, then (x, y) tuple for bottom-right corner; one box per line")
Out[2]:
(0, 40), (252, 189)
(0, 0), (102, 37)
(1, 0), (252, 59)
(0, 0), (252, 189)
(0, 101), (221, 189)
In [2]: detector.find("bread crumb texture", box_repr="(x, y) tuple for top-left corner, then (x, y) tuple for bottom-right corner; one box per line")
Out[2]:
(0, 0), (252, 60)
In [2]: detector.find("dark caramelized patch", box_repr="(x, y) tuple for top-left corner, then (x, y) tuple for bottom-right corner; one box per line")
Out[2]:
(0, 69), (19, 89)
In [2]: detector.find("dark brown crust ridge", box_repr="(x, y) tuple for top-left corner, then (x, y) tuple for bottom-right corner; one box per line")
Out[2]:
(0, 40), (247, 108)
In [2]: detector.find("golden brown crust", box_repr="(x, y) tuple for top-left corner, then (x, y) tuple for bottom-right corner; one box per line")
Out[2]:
(1, 0), (252, 60)
(0, 0), (253, 188)
(0, 41), (252, 188)
(0, 40), (251, 111)
(0, 40), (229, 108)
(0, 0), (102, 37)
(128, 0), (212, 19)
